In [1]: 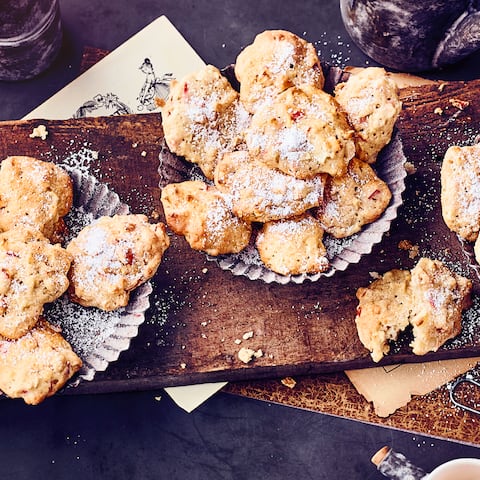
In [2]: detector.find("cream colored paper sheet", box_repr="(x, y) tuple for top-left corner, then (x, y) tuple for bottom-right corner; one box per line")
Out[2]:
(346, 358), (480, 417)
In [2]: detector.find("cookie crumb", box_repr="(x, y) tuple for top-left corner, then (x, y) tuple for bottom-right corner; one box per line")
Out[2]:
(242, 330), (254, 340)
(281, 377), (297, 389)
(141, 150), (147, 157)
(449, 98), (469, 110)
(434, 107), (443, 115)
(180, 362), (187, 369)
(202, 267), (208, 274)
(398, 239), (419, 259)
(234, 338), (242, 345)
(369, 271), (381, 280)
(404, 161), (417, 175)
(438, 82), (447, 92)
(238, 347), (263, 364)
(29, 124), (48, 140)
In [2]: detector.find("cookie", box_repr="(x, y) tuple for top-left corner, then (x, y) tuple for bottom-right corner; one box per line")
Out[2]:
(67, 214), (170, 311)
(0, 319), (82, 405)
(235, 30), (325, 114)
(441, 143), (480, 242)
(256, 213), (329, 275)
(409, 257), (472, 356)
(161, 180), (251, 256)
(316, 157), (392, 238)
(0, 156), (73, 242)
(162, 65), (250, 179)
(246, 85), (355, 179)
(355, 258), (472, 362)
(334, 67), (402, 163)
(214, 151), (325, 223)
(0, 226), (72, 340)
(355, 269), (412, 362)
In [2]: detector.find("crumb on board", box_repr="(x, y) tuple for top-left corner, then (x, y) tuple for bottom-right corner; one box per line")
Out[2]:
(449, 98), (470, 110)
(242, 330), (254, 340)
(281, 377), (297, 389)
(202, 267), (208, 274)
(238, 347), (263, 364)
(434, 107), (443, 115)
(234, 338), (242, 345)
(29, 124), (48, 140)
(404, 161), (417, 175)
(180, 362), (187, 369)
(369, 271), (381, 280)
(151, 209), (160, 220)
(141, 150), (147, 157)
(154, 395), (162, 401)
(398, 239), (419, 259)
(438, 82), (447, 92)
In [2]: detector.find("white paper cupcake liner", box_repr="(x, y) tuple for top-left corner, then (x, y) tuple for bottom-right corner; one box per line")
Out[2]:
(44, 168), (152, 384)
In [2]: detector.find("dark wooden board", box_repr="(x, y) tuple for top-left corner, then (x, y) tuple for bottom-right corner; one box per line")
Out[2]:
(1, 77), (480, 394)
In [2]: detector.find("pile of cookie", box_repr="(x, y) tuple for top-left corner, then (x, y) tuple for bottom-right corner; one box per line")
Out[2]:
(0, 156), (169, 404)
(160, 30), (402, 276)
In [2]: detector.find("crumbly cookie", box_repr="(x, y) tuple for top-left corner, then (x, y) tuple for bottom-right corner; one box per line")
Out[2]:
(235, 30), (325, 114)
(355, 269), (413, 362)
(0, 156), (73, 242)
(161, 180), (251, 256)
(256, 213), (329, 276)
(316, 157), (392, 238)
(409, 257), (472, 356)
(162, 65), (251, 179)
(214, 151), (325, 223)
(441, 143), (480, 242)
(334, 67), (402, 163)
(67, 214), (170, 311)
(0, 319), (82, 405)
(0, 226), (72, 340)
(355, 258), (472, 362)
(246, 85), (355, 179)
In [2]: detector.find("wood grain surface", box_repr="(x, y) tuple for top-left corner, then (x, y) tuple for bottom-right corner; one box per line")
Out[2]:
(2, 52), (480, 443)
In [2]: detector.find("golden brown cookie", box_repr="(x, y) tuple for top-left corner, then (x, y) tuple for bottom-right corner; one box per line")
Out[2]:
(214, 151), (325, 223)
(246, 85), (355, 179)
(0, 156), (73, 242)
(161, 180), (251, 256)
(334, 67), (402, 163)
(67, 214), (169, 311)
(256, 213), (329, 275)
(0, 319), (82, 405)
(235, 30), (325, 114)
(316, 157), (392, 238)
(355, 258), (472, 362)
(0, 226), (72, 340)
(162, 65), (250, 179)
(441, 143), (480, 242)
(409, 257), (472, 356)
(355, 269), (412, 362)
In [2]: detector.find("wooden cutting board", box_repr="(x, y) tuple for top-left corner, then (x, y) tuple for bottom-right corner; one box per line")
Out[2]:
(0, 75), (479, 394)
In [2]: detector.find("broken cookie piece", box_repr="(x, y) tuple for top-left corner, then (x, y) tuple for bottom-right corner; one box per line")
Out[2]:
(355, 257), (472, 362)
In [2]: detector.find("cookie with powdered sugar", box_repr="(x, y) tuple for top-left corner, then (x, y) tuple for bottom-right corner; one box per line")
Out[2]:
(235, 29), (325, 114)
(246, 85), (355, 179)
(0, 225), (72, 340)
(0, 319), (82, 405)
(214, 151), (325, 223)
(334, 67), (402, 164)
(161, 180), (251, 256)
(316, 157), (392, 239)
(0, 156), (73, 242)
(441, 143), (480, 242)
(67, 214), (169, 311)
(162, 65), (250, 180)
(256, 213), (329, 276)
